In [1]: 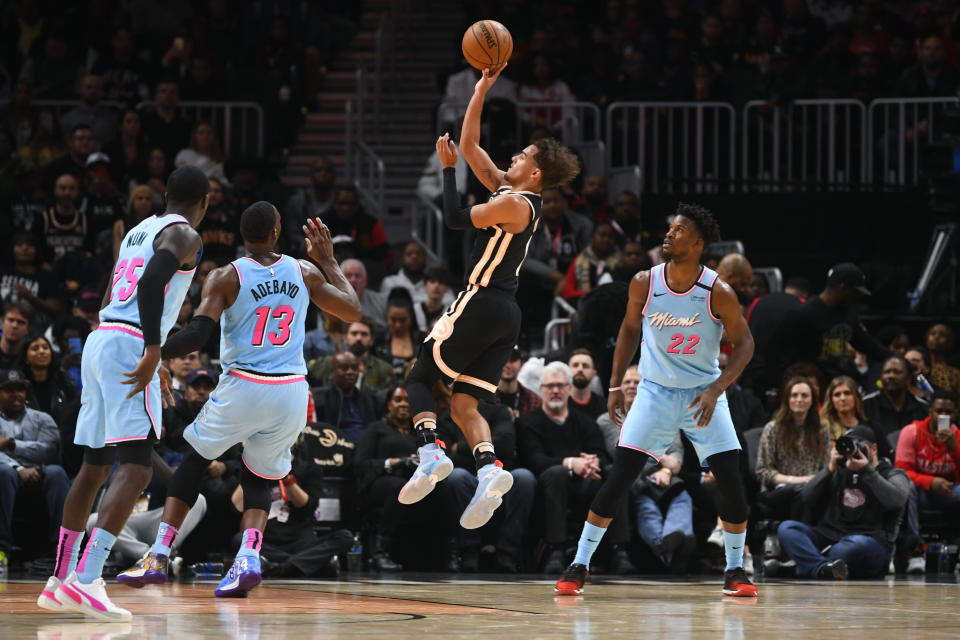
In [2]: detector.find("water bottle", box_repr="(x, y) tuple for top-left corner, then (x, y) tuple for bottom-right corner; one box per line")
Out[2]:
(939, 544), (951, 576)
(916, 374), (935, 401)
(347, 534), (363, 573)
(927, 542), (940, 574)
(187, 562), (224, 578)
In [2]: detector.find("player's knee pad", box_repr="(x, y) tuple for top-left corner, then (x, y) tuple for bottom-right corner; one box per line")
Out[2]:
(241, 466), (273, 513)
(115, 438), (154, 466)
(406, 355), (441, 416)
(167, 449), (212, 508)
(707, 449), (749, 523)
(591, 446), (652, 519)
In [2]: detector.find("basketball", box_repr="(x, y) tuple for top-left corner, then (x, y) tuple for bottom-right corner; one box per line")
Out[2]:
(461, 20), (513, 71)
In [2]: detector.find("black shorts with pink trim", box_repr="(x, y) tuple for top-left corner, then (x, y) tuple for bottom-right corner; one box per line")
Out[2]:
(417, 284), (521, 402)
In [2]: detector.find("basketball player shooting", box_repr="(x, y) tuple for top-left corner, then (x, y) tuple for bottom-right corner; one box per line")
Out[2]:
(400, 64), (579, 530)
(554, 204), (758, 598)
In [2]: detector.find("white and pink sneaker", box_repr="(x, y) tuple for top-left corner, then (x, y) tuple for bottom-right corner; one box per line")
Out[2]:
(54, 572), (132, 621)
(37, 575), (67, 611)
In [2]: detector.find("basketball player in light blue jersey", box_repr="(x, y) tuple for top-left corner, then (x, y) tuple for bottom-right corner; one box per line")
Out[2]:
(555, 203), (759, 598)
(117, 202), (360, 598)
(37, 166), (210, 621)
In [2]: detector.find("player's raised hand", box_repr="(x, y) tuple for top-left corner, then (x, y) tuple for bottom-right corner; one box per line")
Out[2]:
(689, 385), (722, 428)
(157, 364), (175, 408)
(608, 388), (626, 427)
(122, 344), (162, 399)
(474, 63), (507, 94)
(303, 217), (334, 263)
(436, 133), (459, 168)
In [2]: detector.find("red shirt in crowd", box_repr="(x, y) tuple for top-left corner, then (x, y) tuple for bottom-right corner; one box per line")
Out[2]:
(895, 417), (960, 490)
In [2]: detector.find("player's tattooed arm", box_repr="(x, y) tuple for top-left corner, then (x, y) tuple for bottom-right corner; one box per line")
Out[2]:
(608, 270), (650, 426)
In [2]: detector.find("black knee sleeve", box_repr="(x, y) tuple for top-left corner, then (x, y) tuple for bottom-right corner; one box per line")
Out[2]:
(241, 466), (274, 512)
(591, 446), (652, 518)
(707, 449), (749, 523)
(407, 354), (440, 416)
(167, 449), (211, 508)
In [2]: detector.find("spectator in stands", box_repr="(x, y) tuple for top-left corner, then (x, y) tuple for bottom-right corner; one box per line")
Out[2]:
(820, 376), (869, 441)
(519, 53), (576, 133)
(1, 305), (33, 372)
(715, 253), (753, 304)
(18, 32), (83, 99)
(307, 319), (395, 394)
(142, 148), (170, 199)
(322, 186), (393, 270)
(60, 74), (119, 148)
(313, 352), (379, 444)
(233, 433), (353, 579)
(284, 156), (337, 255)
(140, 79), (193, 164)
(16, 335), (76, 425)
(18, 110), (64, 172)
(41, 173), (86, 263)
(0, 368), (70, 569)
(897, 390), (960, 556)
(562, 222), (620, 301)
(741, 276), (809, 396)
(905, 345), (935, 401)
(355, 383), (459, 571)
(571, 175), (611, 224)
(91, 27), (151, 105)
(195, 178), (239, 265)
(849, 52), (890, 103)
(863, 356), (930, 459)
(496, 348), (540, 419)
(103, 109), (148, 194)
(112, 185), (156, 262)
(440, 399), (535, 573)
(413, 266), (452, 333)
(43, 124), (95, 191)
(441, 62), (518, 127)
(181, 57), (224, 101)
(161, 368), (218, 453)
(895, 34), (959, 97)
(0, 234), (60, 324)
(375, 293), (424, 376)
(925, 323), (960, 397)
(80, 152), (124, 264)
(597, 241), (649, 286)
(341, 259), (387, 330)
(166, 350), (202, 394)
(756, 377), (830, 522)
(380, 242), (428, 303)
(771, 426), (910, 579)
(567, 348), (606, 419)
(517, 361), (632, 574)
(2, 82), (37, 151)
(175, 121), (227, 182)
(609, 190), (641, 247)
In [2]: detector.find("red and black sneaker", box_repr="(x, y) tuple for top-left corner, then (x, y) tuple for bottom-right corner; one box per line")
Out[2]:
(722, 567), (758, 597)
(554, 563), (588, 596)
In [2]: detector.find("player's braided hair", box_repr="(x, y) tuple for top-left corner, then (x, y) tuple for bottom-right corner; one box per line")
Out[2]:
(675, 202), (720, 246)
(533, 137), (580, 189)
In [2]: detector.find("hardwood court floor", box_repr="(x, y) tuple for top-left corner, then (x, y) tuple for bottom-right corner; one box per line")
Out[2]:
(3, 575), (960, 639)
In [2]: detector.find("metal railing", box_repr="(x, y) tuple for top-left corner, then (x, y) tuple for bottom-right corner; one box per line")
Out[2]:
(345, 99), (385, 214)
(606, 101), (737, 194)
(0, 99), (264, 155)
(409, 195), (445, 264)
(868, 97), (960, 187)
(742, 99), (867, 191)
(543, 297), (577, 353)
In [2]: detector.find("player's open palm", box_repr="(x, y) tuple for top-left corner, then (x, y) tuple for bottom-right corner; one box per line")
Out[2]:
(436, 133), (458, 168)
(122, 345), (161, 399)
(303, 217), (334, 262)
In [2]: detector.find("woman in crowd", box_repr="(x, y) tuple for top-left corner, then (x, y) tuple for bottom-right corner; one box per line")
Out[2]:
(819, 375), (869, 441)
(112, 185), (156, 262)
(354, 383), (458, 572)
(175, 121), (227, 182)
(142, 148), (170, 199)
(562, 222), (621, 300)
(926, 323), (960, 397)
(376, 291), (424, 377)
(755, 376), (830, 521)
(16, 334), (77, 424)
(104, 108), (148, 192)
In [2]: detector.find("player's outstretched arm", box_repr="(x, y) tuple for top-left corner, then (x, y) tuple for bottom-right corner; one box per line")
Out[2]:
(608, 271), (650, 425)
(123, 223), (202, 398)
(301, 217), (362, 322)
(160, 265), (238, 360)
(688, 280), (755, 427)
(460, 65), (507, 192)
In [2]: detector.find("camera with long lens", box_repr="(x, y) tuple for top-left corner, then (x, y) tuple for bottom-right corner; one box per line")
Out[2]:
(835, 435), (869, 461)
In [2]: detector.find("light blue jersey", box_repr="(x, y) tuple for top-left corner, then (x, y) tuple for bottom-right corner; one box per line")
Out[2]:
(640, 263), (722, 389)
(101, 214), (196, 337)
(220, 255), (308, 376)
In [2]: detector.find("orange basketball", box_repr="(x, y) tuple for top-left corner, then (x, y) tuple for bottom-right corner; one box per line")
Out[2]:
(462, 20), (513, 71)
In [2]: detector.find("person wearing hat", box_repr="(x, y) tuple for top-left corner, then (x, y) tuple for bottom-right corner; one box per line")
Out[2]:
(162, 367), (219, 452)
(0, 368), (71, 576)
(80, 151), (125, 264)
(769, 424), (910, 580)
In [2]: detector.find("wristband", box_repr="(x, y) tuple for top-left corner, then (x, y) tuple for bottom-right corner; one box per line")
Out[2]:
(384, 459), (392, 472)
(278, 480), (288, 503)
(608, 387), (621, 392)
(282, 474), (297, 487)
(566, 457), (574, 476)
